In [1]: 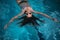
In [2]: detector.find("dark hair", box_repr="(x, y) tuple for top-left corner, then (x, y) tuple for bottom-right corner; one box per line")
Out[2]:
(19, 1), (27, 4)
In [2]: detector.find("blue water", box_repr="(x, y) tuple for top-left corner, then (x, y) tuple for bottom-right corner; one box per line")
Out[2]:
(0, 0), (60, 40)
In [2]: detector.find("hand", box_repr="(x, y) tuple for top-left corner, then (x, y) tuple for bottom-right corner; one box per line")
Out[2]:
(52, 18), (59, 23)
(4, 24), (8, 30)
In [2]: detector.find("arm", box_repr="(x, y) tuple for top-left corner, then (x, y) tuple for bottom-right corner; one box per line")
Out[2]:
(31, 9), (52, 19)
(4, 8), (26, 29)
(31, 9), (58, 22)
(34, 11), (53, 20)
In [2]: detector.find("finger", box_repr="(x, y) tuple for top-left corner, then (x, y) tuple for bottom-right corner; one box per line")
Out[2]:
(4, 25), (7, 29)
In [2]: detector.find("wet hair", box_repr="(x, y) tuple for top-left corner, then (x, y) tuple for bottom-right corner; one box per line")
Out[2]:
(17, 15), (44, 26)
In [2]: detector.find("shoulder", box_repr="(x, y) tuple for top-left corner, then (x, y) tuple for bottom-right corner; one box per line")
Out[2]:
(28, 7), (33, 9)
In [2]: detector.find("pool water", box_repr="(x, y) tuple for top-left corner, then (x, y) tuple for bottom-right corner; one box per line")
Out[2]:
(0, 0), (60, 40)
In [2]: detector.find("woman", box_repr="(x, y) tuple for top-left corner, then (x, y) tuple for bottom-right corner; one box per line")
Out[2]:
(4, 0), (59, 40)
(4, 0), (58, 29)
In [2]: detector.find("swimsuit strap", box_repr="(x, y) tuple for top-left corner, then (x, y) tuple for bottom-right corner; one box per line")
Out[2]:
(19, 1), (27, 4)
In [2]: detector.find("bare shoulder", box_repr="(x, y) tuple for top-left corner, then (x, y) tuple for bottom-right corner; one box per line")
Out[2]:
(28, 7), (33, 9)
